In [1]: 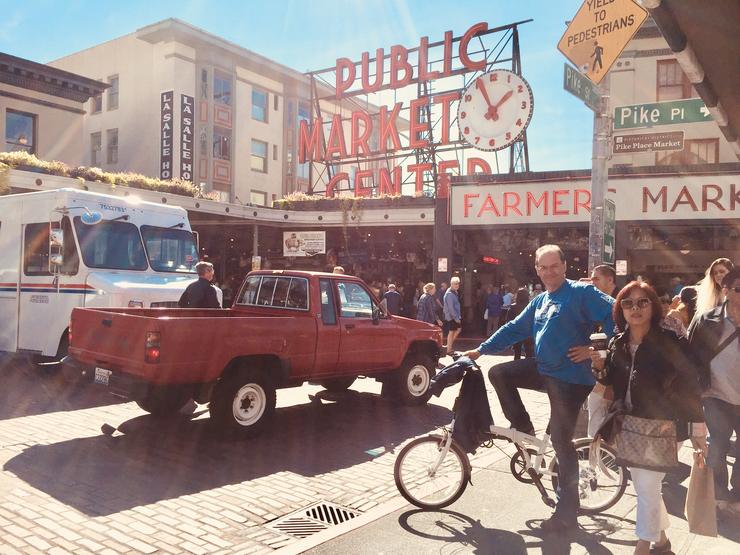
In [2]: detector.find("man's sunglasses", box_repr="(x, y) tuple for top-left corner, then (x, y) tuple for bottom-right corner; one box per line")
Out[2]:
(620, 298), (651, 310)
(726, 285), (740, 293)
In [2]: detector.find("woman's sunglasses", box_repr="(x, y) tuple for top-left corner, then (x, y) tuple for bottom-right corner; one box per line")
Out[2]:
(620, 298), (652, 310)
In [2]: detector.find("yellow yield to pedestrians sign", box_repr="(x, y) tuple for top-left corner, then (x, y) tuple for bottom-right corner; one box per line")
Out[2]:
(558, 0), (648, 85)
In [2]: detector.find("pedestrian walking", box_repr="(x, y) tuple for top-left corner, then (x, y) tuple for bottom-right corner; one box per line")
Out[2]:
(591, 280), (706, 554)
(382, 284), (402, 316)
(506, 288), (534, 360)
(696, 258), (735, 315)
(443, 277), (462, 354)
(662, 286), (697, 338)
(178, 261), (221, 308)
(463, 245), (615, 532)
(416, 283), (442, 327)
(688, 267), (740, 513)
(485, 285), (504, 335)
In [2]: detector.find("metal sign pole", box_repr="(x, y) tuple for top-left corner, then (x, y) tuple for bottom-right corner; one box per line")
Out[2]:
(588, 75), (611, 274)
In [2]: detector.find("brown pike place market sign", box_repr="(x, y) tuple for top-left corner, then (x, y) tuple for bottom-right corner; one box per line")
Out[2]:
(299, 22), (513, 197)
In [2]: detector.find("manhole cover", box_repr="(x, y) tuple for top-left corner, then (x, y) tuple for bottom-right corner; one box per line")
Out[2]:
(266, 501), (360, 538)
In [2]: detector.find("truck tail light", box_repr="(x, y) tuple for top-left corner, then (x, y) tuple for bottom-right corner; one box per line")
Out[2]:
(145, 331), (161, 363)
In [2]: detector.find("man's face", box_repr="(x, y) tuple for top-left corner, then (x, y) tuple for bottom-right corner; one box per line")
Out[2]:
(724, 279), (740, 309)
(535, 251), (567, 291)
(591, 270), (615, 296)
(451, 281), (460, 291)
(204, 267), (215, 281)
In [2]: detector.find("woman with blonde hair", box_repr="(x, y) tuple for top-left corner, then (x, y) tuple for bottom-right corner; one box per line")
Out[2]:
(696, 258), (734, 315)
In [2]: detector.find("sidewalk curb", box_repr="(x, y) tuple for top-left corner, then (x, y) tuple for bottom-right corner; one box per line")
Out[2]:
(275, 442), (511, 554)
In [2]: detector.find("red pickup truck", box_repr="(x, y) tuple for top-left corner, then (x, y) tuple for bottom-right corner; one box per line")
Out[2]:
(65, 270), (443, 436)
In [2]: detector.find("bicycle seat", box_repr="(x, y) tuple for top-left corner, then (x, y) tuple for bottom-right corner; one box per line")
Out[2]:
(429, 356), (477, 397)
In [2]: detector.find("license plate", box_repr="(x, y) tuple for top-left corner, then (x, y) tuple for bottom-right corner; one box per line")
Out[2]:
(94, 367), (112, 386)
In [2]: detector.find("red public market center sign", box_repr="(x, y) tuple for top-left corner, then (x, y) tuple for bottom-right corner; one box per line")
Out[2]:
(299, 22), (498, 198)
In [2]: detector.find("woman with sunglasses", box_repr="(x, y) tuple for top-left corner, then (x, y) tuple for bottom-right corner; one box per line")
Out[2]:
(591, 281), (706, 555)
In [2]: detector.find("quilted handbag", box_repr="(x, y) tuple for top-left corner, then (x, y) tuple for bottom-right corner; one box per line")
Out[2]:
(615, 414), (678, 471)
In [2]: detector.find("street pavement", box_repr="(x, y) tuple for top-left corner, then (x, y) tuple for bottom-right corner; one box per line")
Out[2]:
(0, 348), (737, 554)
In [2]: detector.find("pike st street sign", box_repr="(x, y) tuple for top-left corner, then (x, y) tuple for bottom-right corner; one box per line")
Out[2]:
(563, 64), (599, 111)
(614, 98), (712, 129)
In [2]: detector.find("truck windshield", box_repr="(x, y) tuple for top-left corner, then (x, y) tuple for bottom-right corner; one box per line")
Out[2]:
(140, 226), (198, 273)
(73, 216), (148, 270)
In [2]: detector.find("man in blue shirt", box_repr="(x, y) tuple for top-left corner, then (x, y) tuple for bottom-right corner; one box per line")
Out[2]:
(463, 245), (615, 532)
(443, 277), (462, 354)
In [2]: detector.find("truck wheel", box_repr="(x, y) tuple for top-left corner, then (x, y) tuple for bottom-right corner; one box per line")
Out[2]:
(210, 369), (276, 437)
(136, 387), (191, 417)
(320, 377), (356, 392)
(396, 354), (434, 406)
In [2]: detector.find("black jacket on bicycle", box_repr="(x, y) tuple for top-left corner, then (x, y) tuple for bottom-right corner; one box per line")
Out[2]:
(596, 327), (703, 442)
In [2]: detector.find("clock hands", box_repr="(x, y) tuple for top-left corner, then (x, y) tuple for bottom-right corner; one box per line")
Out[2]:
(476, 78), (514, 121)
(475, 78), (496, 120)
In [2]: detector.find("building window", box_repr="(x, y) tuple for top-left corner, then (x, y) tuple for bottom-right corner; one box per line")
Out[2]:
(251, 139), (268, 172)
(106, 129), (118, 164)
(214, 70), (232, 106)
(90, 132), (102, 166)
(107, 75), (119, 110)
(252, 88), (268, 122)
(213, 127), (231, 160)
(657, 60), (693, 101)
(250, 190), (268, 206)
(91, 80), (103, 114)
(5, 109), (36, 154)
(656, 138), (719, 166)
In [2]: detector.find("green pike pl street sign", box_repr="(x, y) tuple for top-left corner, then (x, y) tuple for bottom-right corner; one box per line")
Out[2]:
(563, 64), (599, 111)
(614, 98), (712, 129)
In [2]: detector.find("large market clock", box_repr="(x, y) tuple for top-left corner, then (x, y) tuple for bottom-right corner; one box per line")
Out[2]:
(457, 69), (534, 152)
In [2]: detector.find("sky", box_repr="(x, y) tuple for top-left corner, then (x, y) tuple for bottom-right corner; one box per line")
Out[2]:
(0, 0), (596, 172)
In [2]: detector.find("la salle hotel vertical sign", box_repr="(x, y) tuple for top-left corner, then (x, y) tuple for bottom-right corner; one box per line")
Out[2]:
(160, 91), (174, 179)
(180, 94), (194, 181)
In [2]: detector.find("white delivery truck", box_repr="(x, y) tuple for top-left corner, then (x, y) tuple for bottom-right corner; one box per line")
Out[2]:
(0, 188), (200, 360)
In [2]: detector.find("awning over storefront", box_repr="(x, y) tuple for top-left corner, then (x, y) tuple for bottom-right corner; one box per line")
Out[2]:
(644, 1), (740, 157)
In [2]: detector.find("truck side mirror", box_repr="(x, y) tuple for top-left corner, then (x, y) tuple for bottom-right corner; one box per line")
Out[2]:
(49, 226), (63, 273)
(50, 229), (64, 248)
(50, 253), (64, 267)
(372, 305), (381, 325)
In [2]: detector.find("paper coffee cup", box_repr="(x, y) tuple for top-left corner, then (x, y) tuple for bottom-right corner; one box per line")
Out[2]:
(590, 332), (608, 359)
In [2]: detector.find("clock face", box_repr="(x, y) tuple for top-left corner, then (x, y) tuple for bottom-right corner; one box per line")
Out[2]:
(457, 69), (534, 152)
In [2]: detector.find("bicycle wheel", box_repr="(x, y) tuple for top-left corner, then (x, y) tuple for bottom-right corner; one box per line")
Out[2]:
(550, 437), (627, 515)
(394, 434), (471, 510)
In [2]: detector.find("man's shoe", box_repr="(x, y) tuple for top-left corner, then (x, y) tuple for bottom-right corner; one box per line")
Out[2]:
(650, 539), (671, 553)
(540, 514), (577, 533)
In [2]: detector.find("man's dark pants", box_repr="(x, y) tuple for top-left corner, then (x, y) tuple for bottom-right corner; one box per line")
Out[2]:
(488, 359), (593, 521)
(704, 396), (740, 501)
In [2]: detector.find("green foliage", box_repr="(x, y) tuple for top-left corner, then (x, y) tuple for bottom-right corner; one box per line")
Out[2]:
(0, 162), (9, 195)
(0, 151), (205, 198)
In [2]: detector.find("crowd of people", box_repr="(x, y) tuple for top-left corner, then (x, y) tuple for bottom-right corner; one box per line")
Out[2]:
(457, 249), (737, 553)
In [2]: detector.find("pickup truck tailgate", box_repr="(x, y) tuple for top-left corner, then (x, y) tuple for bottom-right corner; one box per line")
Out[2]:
(69, 308), (153, 371)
